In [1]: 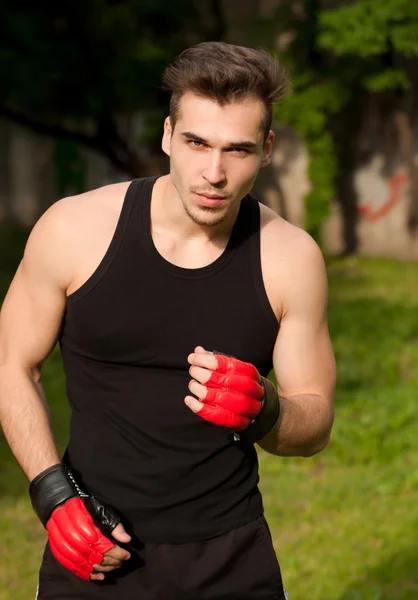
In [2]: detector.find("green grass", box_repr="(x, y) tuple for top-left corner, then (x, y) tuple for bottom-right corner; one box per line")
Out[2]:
(260, 257), (418, 600)
(1, 230), (417, 599)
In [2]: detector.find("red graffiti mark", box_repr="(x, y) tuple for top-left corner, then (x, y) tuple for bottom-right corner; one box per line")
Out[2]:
(357, 171), (408, 222)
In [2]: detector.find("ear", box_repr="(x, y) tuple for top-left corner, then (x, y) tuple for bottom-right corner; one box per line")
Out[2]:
(261, 130), (275, 168)
(162, 117), (172, 157)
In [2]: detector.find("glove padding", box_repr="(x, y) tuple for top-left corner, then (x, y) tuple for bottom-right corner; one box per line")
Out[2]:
(30, 464), (120, 580)
(198, 354), (264, 431)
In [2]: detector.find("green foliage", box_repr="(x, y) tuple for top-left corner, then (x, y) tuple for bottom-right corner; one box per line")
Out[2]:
(277, 75), (348, 129)
(319, 0), (418, 95)
(267, 0), (418, 243)
(266, 3), (349, 243)
(319, 0), (418, 58)
(275, 75), (345, 240)
(0, 0), (195, 113)
(304, 133), (337, 240)
(0, 1), (203, 141)
(273, 73), (343, 242)
(365, 69), (410, 93)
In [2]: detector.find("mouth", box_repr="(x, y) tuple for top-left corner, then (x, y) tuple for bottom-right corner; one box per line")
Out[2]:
(193, 192), (227, 208)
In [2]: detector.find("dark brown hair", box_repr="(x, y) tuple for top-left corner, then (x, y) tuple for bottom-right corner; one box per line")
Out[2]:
(161, 41), (290, 140)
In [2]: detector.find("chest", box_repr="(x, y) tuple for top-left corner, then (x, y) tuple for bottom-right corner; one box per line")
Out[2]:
(62, 262), (277, 375)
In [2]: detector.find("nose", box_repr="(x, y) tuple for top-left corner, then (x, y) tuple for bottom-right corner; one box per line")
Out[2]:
(202, 151), (226, 187)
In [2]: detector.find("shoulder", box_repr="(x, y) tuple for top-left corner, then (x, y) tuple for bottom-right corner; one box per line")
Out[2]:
(33, 180), (132, 234)
(23, 181), (132, 289)
(259, 202), (325, 271)
(258, 203), (327, 318)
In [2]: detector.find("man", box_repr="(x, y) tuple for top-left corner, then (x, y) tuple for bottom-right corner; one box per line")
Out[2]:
(0, 42), (336, 599)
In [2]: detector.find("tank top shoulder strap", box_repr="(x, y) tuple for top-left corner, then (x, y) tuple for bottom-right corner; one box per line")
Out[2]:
(103, 176), (158, 255)
(108, 177), (141, 245)
(245, 195), (277, 332)
(228, 193), (260, 249)
(66, 177), (147, 305)
(245, 193), (263, 279)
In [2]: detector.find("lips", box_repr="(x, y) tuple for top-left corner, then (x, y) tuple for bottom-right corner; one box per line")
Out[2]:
(194, 193), (227, 208)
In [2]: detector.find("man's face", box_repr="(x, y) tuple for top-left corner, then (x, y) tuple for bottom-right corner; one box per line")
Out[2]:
(162, 91), (274, 227)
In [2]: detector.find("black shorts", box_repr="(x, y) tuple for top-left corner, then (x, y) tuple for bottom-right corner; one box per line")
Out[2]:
(36, 515), (287, 599)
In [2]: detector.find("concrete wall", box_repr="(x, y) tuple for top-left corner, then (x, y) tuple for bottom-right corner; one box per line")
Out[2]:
(324, 155), (418, 259)
(0, 119), (127, 227)
(256, 126), (418, 260)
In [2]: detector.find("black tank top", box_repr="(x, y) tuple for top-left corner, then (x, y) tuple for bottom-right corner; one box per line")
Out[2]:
(60, 177), (279, 543)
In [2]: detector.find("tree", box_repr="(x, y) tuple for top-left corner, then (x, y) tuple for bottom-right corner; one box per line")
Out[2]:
(0, 0), (226, 176)
(319, 0), (418, 231)
(252, 0), (418, 249)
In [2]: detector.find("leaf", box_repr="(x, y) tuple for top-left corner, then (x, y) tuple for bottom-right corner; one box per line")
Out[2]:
(364, 69), (410, 92)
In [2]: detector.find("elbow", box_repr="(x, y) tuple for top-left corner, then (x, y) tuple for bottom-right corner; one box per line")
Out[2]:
(0, 359), (42, 385)
(301, 409), (334, 457)
(300, 433), (331, 458)
(260, 434), (331, 458)
(30, 365), (42, 385)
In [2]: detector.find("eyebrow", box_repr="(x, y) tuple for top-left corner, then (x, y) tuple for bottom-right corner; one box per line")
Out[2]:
(181, 131), (258, 150)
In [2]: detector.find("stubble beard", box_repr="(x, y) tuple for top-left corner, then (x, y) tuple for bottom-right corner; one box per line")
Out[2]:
(170, 171), (229, 227)
(182, 199), (228, 227)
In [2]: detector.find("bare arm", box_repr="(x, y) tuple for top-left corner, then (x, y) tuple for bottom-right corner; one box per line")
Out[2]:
(257, 234), (336, 457)
(0, 195), (133, 579)
(0, 203), (72, 481)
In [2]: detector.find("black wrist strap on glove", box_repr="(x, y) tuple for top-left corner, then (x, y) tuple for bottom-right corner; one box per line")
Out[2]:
(29, 464), (78, 526)
(29, 464), (121, 535)
(240, 377), (280, 443)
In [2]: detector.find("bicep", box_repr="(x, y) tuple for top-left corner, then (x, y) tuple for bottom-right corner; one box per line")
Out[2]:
(0, 213), (69, 372)
(272, 242), (336, 401)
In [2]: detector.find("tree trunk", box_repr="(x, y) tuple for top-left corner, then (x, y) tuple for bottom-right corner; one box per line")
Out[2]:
(331, 97), (365, 255)
(335, 162), (358, 255)
(394, 109), (418, 232)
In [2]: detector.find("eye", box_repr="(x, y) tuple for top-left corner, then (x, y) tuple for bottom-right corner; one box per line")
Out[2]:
(188, 140), (205, 148)
(229, 147), (249, 155)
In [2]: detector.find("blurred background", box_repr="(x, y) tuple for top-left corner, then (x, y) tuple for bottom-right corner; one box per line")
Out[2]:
(0, 1), (417, 599)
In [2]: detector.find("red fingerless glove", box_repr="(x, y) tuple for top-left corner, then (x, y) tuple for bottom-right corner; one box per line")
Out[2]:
(30, 465), (121, 581)
(198, 354), (264, 431)
(47, 497), (115, 580)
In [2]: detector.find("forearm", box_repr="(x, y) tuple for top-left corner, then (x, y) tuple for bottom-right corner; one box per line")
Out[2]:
(0, 364), (61, 481)
(256, 393), (334, 457)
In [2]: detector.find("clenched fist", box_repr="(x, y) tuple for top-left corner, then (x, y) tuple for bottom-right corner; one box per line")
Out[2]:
(185, 347), (279, 440)
(186, 346), (263, 430)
